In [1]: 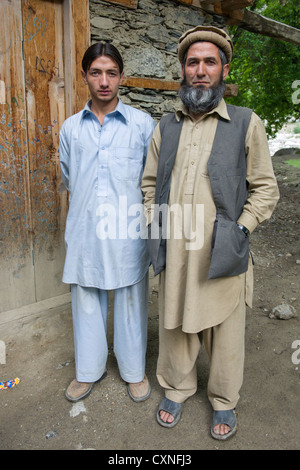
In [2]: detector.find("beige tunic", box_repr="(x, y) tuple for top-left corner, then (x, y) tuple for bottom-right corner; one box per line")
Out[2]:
(142, 99), (279, 333)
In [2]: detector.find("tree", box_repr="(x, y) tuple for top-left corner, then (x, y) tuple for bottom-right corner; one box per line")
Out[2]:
(226, 0), (300, 137)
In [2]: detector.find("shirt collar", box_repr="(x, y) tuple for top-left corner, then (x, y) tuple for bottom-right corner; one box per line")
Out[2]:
(82, 100), (93, 119)
(81, 98), (128, 123)
(175, 98), (230, 122)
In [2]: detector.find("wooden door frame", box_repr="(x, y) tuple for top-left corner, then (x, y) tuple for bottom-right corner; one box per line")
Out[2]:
(63, 0), (90, 117)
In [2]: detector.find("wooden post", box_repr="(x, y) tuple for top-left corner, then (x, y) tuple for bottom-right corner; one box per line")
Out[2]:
(63, 0), (90, 117)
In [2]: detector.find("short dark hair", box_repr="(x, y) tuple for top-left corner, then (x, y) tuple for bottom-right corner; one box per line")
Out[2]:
(82, 42), (124, 74)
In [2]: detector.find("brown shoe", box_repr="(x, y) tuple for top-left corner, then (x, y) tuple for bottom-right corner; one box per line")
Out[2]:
(65, 371), (107, 402)
(127, 375), (151, 402)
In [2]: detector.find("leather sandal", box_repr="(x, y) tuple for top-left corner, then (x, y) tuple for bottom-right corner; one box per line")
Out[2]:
(211, 409), (237, 440)
(156, 397), (183, 428)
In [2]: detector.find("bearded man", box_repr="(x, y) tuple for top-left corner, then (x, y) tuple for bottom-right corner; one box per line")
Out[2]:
(142, 26), (279, 440)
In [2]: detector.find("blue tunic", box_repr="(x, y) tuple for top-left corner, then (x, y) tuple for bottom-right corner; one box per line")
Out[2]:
(59, 99), (156, 289)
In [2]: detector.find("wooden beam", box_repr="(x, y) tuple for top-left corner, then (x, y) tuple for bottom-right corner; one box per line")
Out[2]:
(233, 9), (300, 46)
(171, 0), (194, 5)
(122, 77), (180, 91)
(224, 83), (238, 97)
(178, 0), (300, 46)
(122, 76), (238, 96)
(214, 0), (253, 13)
(222, 7), (245, 21)
(104, 0), (138, 8)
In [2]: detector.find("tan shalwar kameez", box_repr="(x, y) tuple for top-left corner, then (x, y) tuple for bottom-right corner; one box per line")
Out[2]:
(142, 99), (279, 409)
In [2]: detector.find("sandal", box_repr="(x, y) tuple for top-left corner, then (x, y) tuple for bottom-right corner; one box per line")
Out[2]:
(156, 397), (183, 428)
(211, 409), (237, 441)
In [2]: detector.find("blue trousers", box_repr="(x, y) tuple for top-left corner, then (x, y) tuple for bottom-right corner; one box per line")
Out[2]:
(71, 273), (148, 383)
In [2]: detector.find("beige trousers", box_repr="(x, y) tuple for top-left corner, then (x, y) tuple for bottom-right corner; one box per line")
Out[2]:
(156, 289), (246, 411)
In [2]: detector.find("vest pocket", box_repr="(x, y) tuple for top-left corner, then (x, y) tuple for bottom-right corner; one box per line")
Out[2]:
(208, 216), (249, 279)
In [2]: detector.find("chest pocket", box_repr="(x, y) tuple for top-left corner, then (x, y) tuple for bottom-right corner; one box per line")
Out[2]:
(112, 147), (144, 181)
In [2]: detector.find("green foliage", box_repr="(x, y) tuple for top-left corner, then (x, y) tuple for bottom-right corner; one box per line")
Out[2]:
(285, 159), (300, 168)
(226, 0), (300, 137)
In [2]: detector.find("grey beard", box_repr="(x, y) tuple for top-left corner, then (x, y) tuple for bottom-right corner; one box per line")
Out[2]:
(178, 79), (226, 114)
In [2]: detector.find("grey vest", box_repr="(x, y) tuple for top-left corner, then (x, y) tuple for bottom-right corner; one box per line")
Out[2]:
(147, 104), (253, 279)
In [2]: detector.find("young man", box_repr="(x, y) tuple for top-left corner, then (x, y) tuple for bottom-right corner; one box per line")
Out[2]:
(59, 42), (155, 403)
(142, 26), (279, 439)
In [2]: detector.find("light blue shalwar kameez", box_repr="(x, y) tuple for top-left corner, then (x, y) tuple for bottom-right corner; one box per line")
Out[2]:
(59, 99), (156, 383)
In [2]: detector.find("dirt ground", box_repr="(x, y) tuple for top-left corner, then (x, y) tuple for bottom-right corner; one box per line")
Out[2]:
(0, 149), (299, 453)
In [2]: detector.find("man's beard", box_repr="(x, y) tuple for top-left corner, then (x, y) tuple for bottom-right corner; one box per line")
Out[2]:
(178, 75), (226, 114)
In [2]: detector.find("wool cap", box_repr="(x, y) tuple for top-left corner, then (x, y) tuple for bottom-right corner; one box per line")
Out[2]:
(178, 25), (233, 64)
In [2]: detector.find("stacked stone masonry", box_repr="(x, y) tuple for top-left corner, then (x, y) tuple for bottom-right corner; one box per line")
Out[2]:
(90, 0), (227, 119)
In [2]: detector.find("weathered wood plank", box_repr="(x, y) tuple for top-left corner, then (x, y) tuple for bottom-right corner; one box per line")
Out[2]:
(224, 83), (238, 97)
(22, 0), (69, 302)
(235, 9), (300, 46)
(0, 0), (35, 312)
(122, 77), (180, 91)
(222, 7), (245, 21)
(214, 0), (253, 13)
(175, 0), (300, 46)
(0, 0), (90, 313)
(171, 0), (194, 5)
(64, 0), (90, 117)
(123, 76), (238, 96)
(105, 0), (138, 9)
(0, 293), (71, 339)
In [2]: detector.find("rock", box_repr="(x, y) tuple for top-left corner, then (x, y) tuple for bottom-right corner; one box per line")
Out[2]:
(145, 25), (170, 44)
(46, 430), (57, 439)
(69, 401), (87, 418)
(124, 47), (166, 79)
(90, 17), (115, 30)
(269, 304), (297, 320)
(127, 92), (164, 104)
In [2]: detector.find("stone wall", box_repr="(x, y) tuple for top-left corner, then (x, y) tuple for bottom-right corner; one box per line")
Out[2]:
(89, 0), (227, 119)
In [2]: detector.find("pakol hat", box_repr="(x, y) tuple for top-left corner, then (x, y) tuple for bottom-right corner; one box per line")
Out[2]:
(178, 25), (233, 64)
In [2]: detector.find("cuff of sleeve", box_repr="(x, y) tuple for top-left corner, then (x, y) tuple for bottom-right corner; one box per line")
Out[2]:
(237, 214), (258, 234)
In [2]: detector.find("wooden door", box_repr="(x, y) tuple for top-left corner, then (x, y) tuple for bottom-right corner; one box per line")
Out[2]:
(0, 0), (89, 313)
(0, 0), (34, 312)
